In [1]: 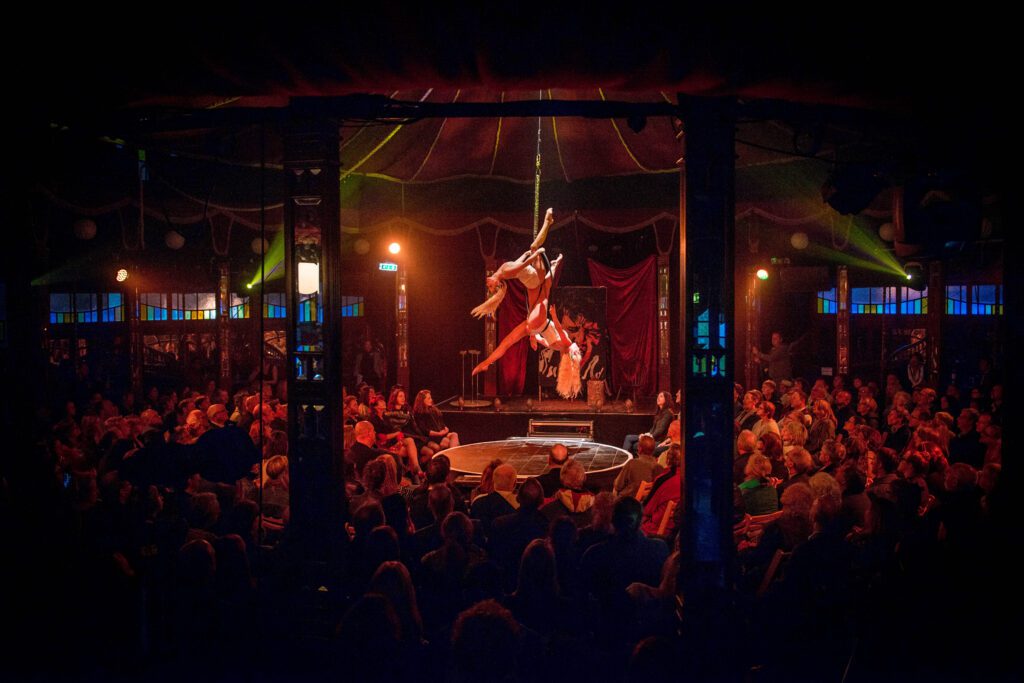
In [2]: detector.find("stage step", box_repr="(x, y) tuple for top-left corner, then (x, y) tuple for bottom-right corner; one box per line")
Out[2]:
(527, 419), (594, 439)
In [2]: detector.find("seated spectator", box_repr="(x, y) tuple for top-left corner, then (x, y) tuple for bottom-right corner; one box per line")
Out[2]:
(614, 434), (663, 499)
(470, 464), (519, 535)
(469, 458), (503, 503)
(490, 478), (548, 591)
(752, 401), (780, 440)
(505, 538), (578, 636)
(541, 458), (595, 527)
(450, 600), (521, 683)
(261, 454), (289, 521)
(779, 447), (814, 495)
(369, 561), (424, 648)
(536, 444), (569, 498)
(738, 453), (779, 516)
(641, 444), (683, 538)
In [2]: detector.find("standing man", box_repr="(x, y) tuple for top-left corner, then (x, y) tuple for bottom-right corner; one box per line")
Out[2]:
(752, 331), (806, 383)
(354, 339), (387, 393)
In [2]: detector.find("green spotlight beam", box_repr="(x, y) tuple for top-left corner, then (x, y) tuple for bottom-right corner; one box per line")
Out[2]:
(800, 243), (905, 276)
(246, 231), (286, 288)
(841, 218), (905, 275)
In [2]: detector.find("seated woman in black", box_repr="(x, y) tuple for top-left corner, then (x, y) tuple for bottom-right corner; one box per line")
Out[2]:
(369, 395), (421, 480)
(622, 391), (675, 454)
(412, 389), (460, 466)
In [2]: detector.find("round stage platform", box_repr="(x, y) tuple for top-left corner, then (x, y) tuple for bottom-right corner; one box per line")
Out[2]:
(442, 437), (632, 480)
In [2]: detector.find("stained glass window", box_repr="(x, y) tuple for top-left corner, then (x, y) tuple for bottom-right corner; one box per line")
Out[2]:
(50, 292), (124, 323)
(945, 286), (968, 315)
(264, 293), (287, 319)
(170, 293), (216, 320)
(229, 294), (250, 319)
(817, 288), (837, 314)
(900, 287), (928, 314)
(140, 293), (169, 321)
(851, 287), (896, 314)
(341, 296), (364, 317)
(971, 285), (1003, 315)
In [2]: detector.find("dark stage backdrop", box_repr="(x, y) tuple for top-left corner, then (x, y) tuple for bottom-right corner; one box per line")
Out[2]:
(538, 287), (609, 391)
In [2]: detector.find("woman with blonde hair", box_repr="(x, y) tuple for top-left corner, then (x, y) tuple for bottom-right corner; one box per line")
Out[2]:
(806, 399), (836, 455)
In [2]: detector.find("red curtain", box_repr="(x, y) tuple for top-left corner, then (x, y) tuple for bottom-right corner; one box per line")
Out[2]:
(496, 280), (528, 395)
(587, 256), (658, 396)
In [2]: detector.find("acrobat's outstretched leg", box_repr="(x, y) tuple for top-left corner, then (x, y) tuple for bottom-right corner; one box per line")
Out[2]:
(472, 321), (531, 375)
(530, 208), (555, 252)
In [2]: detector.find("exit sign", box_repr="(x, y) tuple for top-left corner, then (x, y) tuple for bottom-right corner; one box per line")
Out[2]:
(379, 262), (398, 272)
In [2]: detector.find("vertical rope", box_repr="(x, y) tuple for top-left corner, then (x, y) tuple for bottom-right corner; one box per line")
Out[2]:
(533, 90), (542, 239)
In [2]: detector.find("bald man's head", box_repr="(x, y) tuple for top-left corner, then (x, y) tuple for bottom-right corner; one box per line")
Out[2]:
(549, 444), (569, 466)
(492, 464), (518, 492)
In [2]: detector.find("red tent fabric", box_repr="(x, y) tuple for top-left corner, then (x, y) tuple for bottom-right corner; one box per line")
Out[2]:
(587, 256), (658, 396)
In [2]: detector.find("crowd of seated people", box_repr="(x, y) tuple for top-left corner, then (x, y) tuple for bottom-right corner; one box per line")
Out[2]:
(730, 369), (1007, 679)
(3, 355), (1010, 681)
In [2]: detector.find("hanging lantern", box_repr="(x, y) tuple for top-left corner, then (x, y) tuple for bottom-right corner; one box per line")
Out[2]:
(297, 261), (320, 295)
(165, 230), (186, 250)
(354, 238), (370, 255)
(251, 237), (268, 254)
(790, 232), (809, 250)
(878, 222), (895, 242)
(73, 218), (97, 240)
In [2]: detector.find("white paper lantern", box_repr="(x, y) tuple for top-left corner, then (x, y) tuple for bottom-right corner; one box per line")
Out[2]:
(164, 230), (185, 250)
(73, 218), (97, 240)
(878, 222), (895, 242)
(354, 238), (370, 255)
(297, 261), (320, 295)
(790, 232), (809, 250)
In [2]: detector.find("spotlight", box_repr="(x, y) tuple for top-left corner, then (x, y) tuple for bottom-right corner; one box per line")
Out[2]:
(756, 269), (769, 281)
(116, 268), (129, 283)
(246, 283), (253, 289)
(903, 261), (925, 291)
(388, 242), (401, 255)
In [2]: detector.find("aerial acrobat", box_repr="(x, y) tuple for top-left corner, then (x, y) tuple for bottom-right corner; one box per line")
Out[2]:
(470, 208), (582, 399)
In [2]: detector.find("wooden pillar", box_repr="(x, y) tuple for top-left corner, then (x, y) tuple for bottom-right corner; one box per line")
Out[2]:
(836, 265), (850, 377)
(127, 285), (143, 397)
(217, 260), (231, 390)
(396, 267), (409, 389)
(657, 253), (671, 392)
(744, 272), (760, 390)
(283, 109), (346, 561)
(927, 261), (943, 385)
(483, 256), (498, 396)
(679, 98), (737, 665)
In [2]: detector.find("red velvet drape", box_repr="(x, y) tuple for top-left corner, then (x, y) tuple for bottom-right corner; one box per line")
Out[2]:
(496, 280), (528, 395)
(587, 256), (658, 396)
